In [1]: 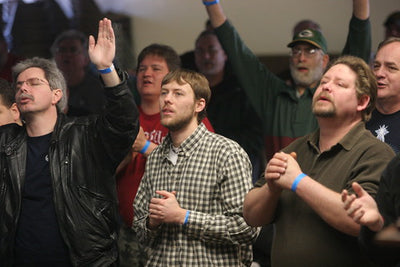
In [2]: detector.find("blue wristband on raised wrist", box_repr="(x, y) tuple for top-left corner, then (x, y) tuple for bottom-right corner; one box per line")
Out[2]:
(203, 0), (219, 6)
(139, 140), (151, 154)
(291, 173), (307, 192)
(98, 63), (114, 74)
(183, 210), (190, 225)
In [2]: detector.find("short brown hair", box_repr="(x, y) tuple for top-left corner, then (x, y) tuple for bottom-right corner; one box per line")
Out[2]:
(325, 55), (377, 121)
(162, 69), (211, 123)
(137, 44), (181, 72)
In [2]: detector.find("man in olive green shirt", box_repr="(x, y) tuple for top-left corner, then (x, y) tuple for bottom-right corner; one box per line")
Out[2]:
(243, 56), (395, 266)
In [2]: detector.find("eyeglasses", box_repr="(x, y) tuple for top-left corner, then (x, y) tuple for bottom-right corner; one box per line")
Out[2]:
(195, 48), (221, 56)
(15, 77), (49, 91)
(289, 47), (320, 58)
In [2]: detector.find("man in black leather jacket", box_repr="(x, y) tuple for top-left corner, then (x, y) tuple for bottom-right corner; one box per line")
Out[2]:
(0, 18), (139, 266)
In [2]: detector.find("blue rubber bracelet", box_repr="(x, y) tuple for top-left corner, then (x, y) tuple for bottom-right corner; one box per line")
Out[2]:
(139, 140), (151, 154)
(203, 0), (219, 6)
(98, 63), (114, 74)
(183, 210), (190, 225)
(291, 173), (307, 192)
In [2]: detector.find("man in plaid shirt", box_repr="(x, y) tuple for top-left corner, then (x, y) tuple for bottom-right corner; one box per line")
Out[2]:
(133, 69), (258, 266)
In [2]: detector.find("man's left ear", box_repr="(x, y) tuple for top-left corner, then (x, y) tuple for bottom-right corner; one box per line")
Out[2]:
(195, 98), (206, 113)
(52, 88), (63, 105)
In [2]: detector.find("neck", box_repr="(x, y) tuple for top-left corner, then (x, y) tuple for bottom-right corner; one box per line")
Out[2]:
(24, 109), (58, 137)
(295, 81), (318, 97)
(204, 71), (224, 88)
(376, 99), (400, 115)
(317, 117), (361, 152)
(169, 119), (199, 147)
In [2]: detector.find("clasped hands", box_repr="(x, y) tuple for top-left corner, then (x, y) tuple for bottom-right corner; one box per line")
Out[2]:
(147, 190), (186, 229)
(265, 152), (302, 191)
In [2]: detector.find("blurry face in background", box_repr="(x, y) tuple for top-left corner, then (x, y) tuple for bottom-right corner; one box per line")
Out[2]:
(289, 43), (326, 88)
(136, 55), (170, 101)
(195, 34), (227, 76)
(54, 39), (88, 74)
(0, 99), (19, 126)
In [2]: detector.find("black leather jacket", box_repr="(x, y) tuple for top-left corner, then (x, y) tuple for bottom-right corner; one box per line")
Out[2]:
(0, 71), (139, 266)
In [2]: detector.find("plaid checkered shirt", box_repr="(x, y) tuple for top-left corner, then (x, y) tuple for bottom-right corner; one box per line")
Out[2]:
(133, 123), (259, 266)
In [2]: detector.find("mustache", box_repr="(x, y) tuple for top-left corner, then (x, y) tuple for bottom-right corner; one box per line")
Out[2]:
(315, 92), (333, 102)
(16, 93), (34, 102)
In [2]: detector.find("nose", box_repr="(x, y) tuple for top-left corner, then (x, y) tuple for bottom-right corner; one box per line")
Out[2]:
(16, 81), (29, 93)
(164, 92), (173, 102)
(374, 66), (385, 79)
(298, 51), (307, 62)
(203, 51), (212, 59)
(321, 81), (332, 92)
(143, 68), (152, 76)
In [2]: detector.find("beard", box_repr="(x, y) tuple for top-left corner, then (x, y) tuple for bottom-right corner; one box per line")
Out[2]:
(313, 106), (336, 117)
(312, 93), (336, 118)
(161, 109), (194, 132)
(290, 61), (324, 88)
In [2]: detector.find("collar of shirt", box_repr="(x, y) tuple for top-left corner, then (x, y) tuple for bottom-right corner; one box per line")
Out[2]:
(161, 123), (208, 162)
(307, 121), (367, 153)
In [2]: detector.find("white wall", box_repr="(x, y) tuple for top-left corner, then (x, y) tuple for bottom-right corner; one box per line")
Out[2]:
(97, 0), (399, 60)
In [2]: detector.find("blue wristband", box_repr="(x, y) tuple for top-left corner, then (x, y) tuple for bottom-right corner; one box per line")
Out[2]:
(291, 173), (307, 192)
(139, 140), (151, 154)
(183, 210), (190, 225)
(203, 0), (219, 6)
(98, 63), (114, 74)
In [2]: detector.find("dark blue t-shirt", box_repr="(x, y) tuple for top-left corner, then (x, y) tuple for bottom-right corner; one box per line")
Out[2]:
(366, 109), (400, 154)
(14, 133), (71, 266)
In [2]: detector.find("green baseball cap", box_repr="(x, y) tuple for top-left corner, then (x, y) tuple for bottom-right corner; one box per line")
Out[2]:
(287, 29), (328, 53)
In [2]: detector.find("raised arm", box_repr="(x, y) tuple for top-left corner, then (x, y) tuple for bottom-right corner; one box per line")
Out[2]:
(203, 0), (226, 28)
(341, 0), (371, 62)
(88, 18), (121, 87)
(200, 0), (286, 124)
(353, 0), (369, 20)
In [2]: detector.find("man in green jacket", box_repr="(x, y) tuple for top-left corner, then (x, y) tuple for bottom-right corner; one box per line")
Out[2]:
(202, 0), (371, 161)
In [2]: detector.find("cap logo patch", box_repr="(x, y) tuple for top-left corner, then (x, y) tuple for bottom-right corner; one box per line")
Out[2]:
(298, 29), (313, 38)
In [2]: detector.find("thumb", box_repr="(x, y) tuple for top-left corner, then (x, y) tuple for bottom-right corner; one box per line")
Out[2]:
(88, 35), (95, 52)
(352, 182), (366, 198)
(156, 190), (173, 199)
(290, 152), (297, 160)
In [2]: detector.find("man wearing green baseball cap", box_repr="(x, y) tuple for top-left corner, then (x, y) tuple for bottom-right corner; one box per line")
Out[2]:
(287, 28), (328, 54)
(201, 0), (370, 163)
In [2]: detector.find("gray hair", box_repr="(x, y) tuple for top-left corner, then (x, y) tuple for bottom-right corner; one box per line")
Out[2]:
(12, 57), (68, 112)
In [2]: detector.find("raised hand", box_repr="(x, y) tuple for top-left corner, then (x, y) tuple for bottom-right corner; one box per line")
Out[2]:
(88, 18), (115, 70)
